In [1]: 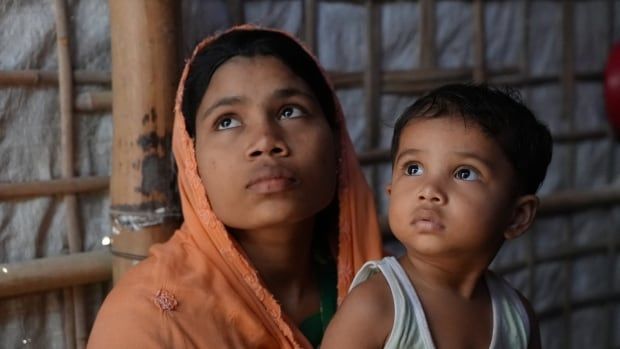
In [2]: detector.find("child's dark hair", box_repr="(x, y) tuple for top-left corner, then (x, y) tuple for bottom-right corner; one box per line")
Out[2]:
(182, 29), (336, 137)
(391, 83), (553, 195)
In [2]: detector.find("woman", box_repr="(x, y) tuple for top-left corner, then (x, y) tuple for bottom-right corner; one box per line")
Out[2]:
(88, 25), (382, 348)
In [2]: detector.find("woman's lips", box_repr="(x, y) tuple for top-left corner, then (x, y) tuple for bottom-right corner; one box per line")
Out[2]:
(246, 166), (299, 194)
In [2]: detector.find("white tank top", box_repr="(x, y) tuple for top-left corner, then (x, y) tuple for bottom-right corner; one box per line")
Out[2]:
(350, 257), (530, 349)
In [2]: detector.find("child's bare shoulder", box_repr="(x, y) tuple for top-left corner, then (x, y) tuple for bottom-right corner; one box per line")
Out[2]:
(321, 272), (393, 349)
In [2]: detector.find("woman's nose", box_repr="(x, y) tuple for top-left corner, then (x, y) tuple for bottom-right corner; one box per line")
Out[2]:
(246, 121), (290, 159)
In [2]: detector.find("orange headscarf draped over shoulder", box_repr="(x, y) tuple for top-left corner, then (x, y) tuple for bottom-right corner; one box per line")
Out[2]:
(88, 25), (382, 348)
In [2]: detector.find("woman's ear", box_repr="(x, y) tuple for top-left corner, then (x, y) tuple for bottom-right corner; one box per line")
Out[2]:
(504, 194), (539, 240)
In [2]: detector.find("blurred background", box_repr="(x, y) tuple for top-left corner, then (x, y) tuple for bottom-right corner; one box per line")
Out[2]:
(1, 0), (619, 348)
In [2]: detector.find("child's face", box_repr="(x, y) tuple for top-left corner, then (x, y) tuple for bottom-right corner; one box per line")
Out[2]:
(388, 116), (519, 262)
(193, 55), (337, 231)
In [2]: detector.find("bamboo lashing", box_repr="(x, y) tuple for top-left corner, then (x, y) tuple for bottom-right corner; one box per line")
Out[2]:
(0, 176), (109, 200)
(108, 0), (180, 283)
(51, 0), (86, 346)
(0, 250), (112, 299)
(0, 69), (110, 86)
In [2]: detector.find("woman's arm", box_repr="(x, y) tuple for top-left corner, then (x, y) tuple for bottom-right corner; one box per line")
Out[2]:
(321, 274), (393, 349)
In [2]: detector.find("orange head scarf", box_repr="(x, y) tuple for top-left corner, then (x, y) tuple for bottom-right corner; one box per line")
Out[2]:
(88, 25), (382, 349)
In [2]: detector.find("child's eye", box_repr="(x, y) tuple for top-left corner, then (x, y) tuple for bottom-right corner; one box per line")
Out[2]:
(405, 163), (424, 176)
(454, 167), (480, 181)
(216, 117), (241, 130)
(278, 106), (304, 120)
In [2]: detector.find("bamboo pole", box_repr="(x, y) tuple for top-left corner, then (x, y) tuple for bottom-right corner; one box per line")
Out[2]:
(0, 176), (109, 200)
(0, 70), (110, 86)
(108, 0), (180, 283)
(52, 0), (86, 346)
(0, 251), (112, 299)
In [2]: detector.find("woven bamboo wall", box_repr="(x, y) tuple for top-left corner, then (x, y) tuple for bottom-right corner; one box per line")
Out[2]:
(1, 1), (619, 348)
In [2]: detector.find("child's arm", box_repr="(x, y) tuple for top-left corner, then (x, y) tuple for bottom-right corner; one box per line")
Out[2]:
(321, 274), (393, 349)
(517, 292), (541, 349)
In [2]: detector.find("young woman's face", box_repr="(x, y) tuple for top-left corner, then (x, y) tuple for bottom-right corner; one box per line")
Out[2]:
(194, 55), (337, 231)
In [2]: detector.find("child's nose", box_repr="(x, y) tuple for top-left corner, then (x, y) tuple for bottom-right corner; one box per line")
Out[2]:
(417, 181), (446, 204)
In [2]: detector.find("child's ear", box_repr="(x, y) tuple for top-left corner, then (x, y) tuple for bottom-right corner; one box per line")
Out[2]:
(386, 184), (392, 196)
(504, 194), (539, 240)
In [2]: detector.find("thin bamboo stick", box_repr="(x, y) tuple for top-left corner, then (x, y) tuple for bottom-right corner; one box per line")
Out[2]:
(356, 127), (608, 165)
(495, 239), (619, 275)
(329, 68), (601, 93)
(52, 0), (86, 346)
(364, 0), (381, 190)
(0, 176), (109, 200)
(0, 70), (110, 86)
(560, 2), (576, 346)
(303, 0), (317, 53)
(419, 0), (436, 69)
(75, 91), (112, 112)
(226, 0), (245, 25)
(537, 292), (620, 321)
(0, 250), (112, 299)
(605, 1), (617, 346)
(472, 0), (486, 82)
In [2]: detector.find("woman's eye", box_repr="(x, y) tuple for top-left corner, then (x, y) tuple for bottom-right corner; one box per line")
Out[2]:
(216, 117), (241, 130)
(405, 163), (424, 176)
(279, 106), (304, 120)
(454, 167), (480, 181)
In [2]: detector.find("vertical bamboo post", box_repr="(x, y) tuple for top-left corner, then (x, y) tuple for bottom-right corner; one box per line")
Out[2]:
(364, 0), (382, 190)
(51, 0), (85, 347)
(108, 0), (181, 283)
(520, 0), (537, 303)
(303, 0), (317, 53)
(605, 1), (616, 346)
(472, 0), (487, 83)
(419, 0), (436, 69)
(561, 1), (575, 347)
(226, 0), (245, 26)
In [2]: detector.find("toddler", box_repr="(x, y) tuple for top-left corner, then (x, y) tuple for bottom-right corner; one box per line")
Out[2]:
(322, 84), (551, 349)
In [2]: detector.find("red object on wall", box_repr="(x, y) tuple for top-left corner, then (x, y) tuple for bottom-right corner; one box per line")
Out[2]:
(605, 43), (620, 137)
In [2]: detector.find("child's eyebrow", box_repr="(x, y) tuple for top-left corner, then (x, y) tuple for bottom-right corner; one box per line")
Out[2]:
(453, 151), (494, 168)
(394, 148), (423, 164)
(201, 96), (247, 120)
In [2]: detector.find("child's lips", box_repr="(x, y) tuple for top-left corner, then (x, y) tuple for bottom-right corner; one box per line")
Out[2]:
(410, 210), (445, 232)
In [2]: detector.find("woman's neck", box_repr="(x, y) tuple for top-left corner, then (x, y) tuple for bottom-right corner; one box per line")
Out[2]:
(230, 218), (319, 323)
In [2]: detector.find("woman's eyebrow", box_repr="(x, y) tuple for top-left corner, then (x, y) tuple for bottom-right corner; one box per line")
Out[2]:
(201, 96), (246, 120)
(271, 87), (315, 101)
